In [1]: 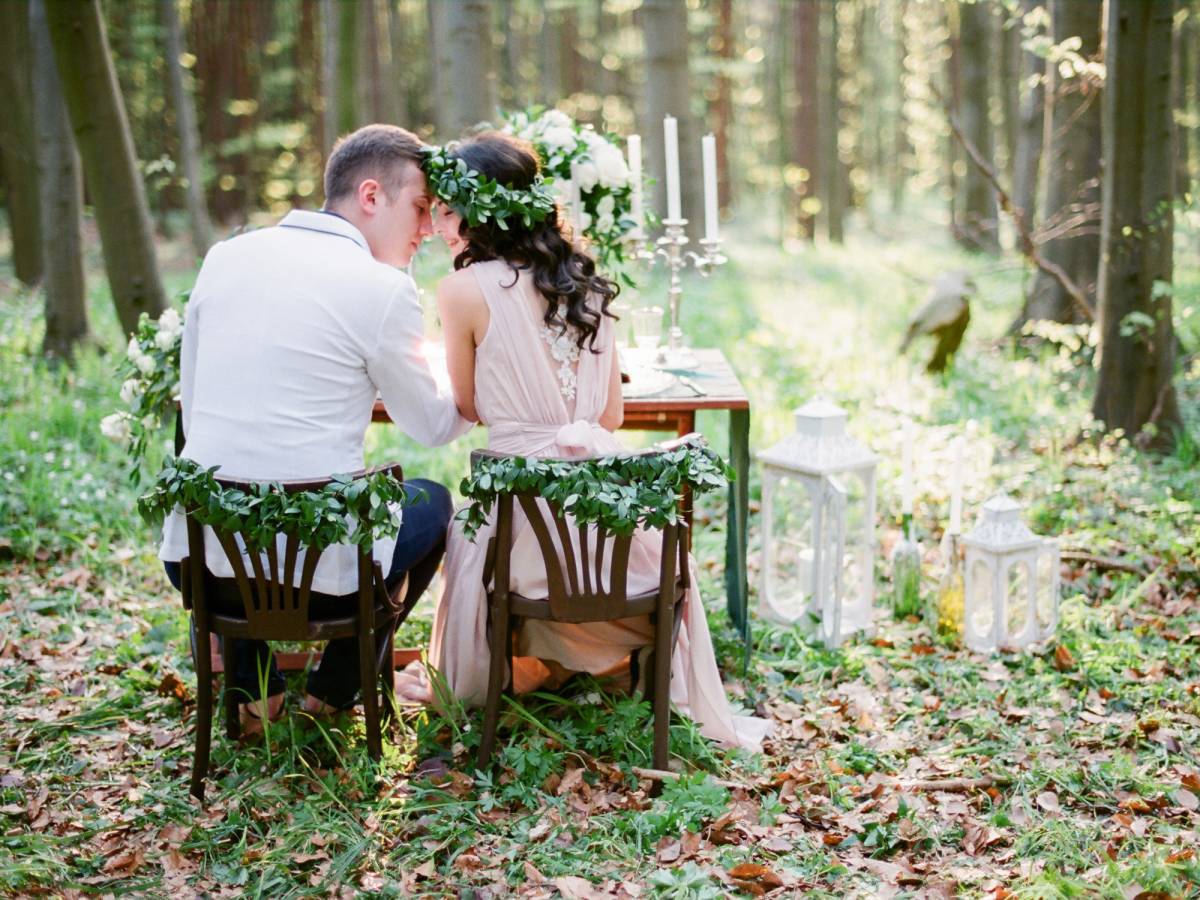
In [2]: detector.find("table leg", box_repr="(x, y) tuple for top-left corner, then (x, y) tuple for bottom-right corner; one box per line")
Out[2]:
(725, 409), (751, 670)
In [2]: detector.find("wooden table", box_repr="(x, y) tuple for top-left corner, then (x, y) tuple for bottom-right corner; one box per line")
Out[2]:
(372, 347), (753, 656)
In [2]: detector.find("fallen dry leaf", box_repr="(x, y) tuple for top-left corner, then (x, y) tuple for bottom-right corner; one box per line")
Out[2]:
(553, 875), (607, 899)
(1036, 791), (1060, 813)
(1053, 644), (1075, 671)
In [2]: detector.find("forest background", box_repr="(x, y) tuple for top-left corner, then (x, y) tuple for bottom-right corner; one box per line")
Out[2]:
(0, 0), (1199, 897)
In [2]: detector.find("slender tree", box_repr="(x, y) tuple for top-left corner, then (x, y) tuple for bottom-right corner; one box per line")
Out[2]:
(0, 0), (43, 286)
(1093, 0), (1185, 450)
(792, 0), (821, 240)
(321, 0), (340, 152)
(1021, 0), (1102, 325)
(713, 0), (735, 214)
(1011, 0), (1045, 232)
(821, 0), (844, 243)
(44, 0), (166, 334)
(30, 0), (87, 359)
(162, 0), (214, 259)
(956, 0), (999, 252)
(432, 0), (495, 135)
(337, 0), (359, 132)
(641, 0), (702, 236)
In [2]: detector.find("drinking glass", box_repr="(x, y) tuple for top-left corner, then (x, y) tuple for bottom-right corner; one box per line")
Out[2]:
(632, 305), (663, 352)
(610, 300), (633, 350)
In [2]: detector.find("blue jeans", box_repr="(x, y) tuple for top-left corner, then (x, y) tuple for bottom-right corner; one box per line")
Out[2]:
(164, 479), (452, 708)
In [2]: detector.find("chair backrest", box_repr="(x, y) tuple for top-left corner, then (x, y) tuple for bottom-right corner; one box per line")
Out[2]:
(474, 443), (692, 623)
(181, 463), (403, 640)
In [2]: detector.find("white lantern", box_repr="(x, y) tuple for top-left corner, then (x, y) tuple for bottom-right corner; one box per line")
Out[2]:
(757, 399), (879, 645)
(960, 494), (1060, 652)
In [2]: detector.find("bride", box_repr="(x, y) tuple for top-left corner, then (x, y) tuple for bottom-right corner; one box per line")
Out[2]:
(395, 131), (768, 751)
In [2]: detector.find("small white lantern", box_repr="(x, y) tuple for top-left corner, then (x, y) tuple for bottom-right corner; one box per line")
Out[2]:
(961, 494), (1060, 652)
(757, 399), (879, 645)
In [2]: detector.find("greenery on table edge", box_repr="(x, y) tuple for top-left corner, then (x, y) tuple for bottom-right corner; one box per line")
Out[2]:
(136, 457), (418, 553)
(455, 438), (734, 541)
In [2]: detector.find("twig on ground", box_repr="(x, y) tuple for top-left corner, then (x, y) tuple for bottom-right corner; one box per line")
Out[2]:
(632, 766), (744, 790)
(1060, 550), (1148, 577)
(895, 775), (1011, 792)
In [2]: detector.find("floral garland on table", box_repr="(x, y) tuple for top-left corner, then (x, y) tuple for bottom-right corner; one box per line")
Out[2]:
(500, 107), (642, 271)
(101, 306), (185, 479)
(137, 457), (419, 553)
(456, 438), (734, 542)
(421, 145), (558, 231)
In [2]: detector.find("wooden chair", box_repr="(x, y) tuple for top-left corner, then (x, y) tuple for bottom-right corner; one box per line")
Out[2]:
(179, 463), (412, 801)
(473, 448), (690, 772)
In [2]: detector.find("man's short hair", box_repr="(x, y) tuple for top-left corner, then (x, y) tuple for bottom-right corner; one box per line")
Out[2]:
(323, 124), (425, 204)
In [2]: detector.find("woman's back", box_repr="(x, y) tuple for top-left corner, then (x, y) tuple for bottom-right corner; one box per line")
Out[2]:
(468, 258), (618, 457)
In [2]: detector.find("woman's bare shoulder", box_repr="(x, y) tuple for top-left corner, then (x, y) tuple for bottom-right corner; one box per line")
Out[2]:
(436, 267), (485, 307)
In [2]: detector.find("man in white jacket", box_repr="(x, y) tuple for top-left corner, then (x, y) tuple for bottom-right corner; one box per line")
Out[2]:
(160, 124), (472, 725)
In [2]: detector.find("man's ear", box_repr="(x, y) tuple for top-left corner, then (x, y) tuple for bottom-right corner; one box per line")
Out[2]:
(356, 178), (382, 216)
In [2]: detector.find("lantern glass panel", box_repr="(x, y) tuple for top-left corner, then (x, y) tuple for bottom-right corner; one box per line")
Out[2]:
(842, 473), (869, 604)
(969, 558), (994, 636)
(765, 474), (816, 621)
(1036, 552), (1056, 632)
(1006, 561), (1030, 639)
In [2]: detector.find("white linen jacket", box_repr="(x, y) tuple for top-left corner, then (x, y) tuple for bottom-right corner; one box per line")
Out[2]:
(159, 210), (472, 595)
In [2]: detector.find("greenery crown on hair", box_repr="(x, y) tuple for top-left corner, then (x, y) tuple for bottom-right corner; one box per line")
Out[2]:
(421, 145), (558, 230)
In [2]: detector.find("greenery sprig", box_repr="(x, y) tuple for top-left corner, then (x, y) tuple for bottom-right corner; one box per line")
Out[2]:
(422, 145), (558, 230)
(137, 457), (418, 553)
(455, 438), (733, 542)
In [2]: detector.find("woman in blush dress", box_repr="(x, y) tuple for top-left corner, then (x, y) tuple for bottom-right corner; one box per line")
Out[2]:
(395, 132), (768, 751)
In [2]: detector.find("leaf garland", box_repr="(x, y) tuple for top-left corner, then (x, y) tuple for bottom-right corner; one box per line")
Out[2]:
(422, 146), (558, 231)
(137, 457), (419, 553)
(455, 438), (734, 542)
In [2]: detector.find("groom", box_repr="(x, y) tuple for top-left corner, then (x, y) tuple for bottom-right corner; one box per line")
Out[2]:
(159, 124), (472, 720)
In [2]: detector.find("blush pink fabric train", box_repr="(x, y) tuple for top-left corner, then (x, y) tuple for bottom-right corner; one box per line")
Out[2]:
(402, 259), (769, 751)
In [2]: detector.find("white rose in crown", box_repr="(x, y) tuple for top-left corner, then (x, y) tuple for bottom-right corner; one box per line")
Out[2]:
(119, 379), (141, 406)
(573, 161), (599, 193)
(100, 412), (133, 444)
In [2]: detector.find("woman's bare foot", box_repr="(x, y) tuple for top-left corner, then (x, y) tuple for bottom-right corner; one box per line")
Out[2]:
(240, 693), (285, 736)
(301, 694), (342, 717)
(393, 662), (433, 705)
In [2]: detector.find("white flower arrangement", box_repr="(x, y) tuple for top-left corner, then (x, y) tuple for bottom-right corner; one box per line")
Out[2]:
(500, 107), (643, 273)
(104, 305), (185, 478)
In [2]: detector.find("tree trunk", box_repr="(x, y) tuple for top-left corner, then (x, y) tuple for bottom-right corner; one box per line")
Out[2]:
(891, 0), (910, 211)
(337, 0), (358, 132)
(1022, 0), (1102, 325)
(162, 0), (213, 259)
(358, 0), (385, 124)
(432, 0), (495, 135)
(957, 0), (999, 253)
(1093, 0), (1185, 451)
(45, 0), (166, 335)
(713, 0), (735, 215)
(0, 0), (43, 286)
(792, 0), (820, 240)
(539, 1), (561, 107)
(641, 0), (702, 237)
(821, 0), (844, 243)
(998, 5), (1020, 179)
(31, 0), (87, 359)
(386, 0), (407, 125)
(321, 0), (339, 152)
(1011, 0), (1045, 232)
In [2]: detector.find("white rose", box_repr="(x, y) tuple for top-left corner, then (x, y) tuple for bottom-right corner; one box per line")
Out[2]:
(154, 329), (178, 351)
(578, 211), (593, 232)
(136, 354), (157, 375)
(100, 412), (133, 444)
(157, 308), (182, 336)
(574, 161), (599, 193)
(119, 379), (141, 406)
(596, 194), (615, 219)
(541, 126), (577, 154)
(126, 336), (143, 361)
(540, 109), (572, 130)
(594, 143), (629, 190)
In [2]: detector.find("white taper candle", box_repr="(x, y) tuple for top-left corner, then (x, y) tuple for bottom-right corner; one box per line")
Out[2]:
(663, 115), (681, 221)
(701, 133), (719, 241)
(901, 420), (915, 515)
(949, 436), (964, 534)
(627, 134), (643, 237)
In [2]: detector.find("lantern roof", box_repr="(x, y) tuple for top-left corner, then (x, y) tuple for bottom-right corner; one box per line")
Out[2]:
(757, 398), (879, 475)
(961, 493), (1041, 552)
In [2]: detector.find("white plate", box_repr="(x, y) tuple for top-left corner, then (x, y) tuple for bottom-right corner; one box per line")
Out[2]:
(622, 367), (676, 398)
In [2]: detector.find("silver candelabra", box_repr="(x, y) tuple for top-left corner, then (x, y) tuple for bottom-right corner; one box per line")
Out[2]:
(627, 217), (726, 366)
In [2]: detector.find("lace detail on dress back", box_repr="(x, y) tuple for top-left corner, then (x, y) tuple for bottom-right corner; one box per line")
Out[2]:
(538, 304), (581, 402)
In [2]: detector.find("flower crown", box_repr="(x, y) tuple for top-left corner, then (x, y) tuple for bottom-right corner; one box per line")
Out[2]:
(421, 145), (558, 230)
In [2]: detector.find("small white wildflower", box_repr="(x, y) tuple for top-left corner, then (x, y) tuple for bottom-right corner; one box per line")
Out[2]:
(29, 431), (39, 441)
(43, 451), (56, 464)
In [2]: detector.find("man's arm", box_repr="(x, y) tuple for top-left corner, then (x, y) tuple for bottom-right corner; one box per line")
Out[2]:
(368, 276), (473, 447)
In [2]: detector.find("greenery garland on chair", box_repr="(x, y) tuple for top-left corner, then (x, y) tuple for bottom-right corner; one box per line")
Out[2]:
(137, 457), (418, 553)
(456, 438), (734, 541)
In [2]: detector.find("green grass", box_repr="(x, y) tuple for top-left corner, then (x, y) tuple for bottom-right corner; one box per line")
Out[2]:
(1, 206), (1198, 896)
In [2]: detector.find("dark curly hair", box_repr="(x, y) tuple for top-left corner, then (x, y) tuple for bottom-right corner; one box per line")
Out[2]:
(446, 131), (619, 352)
